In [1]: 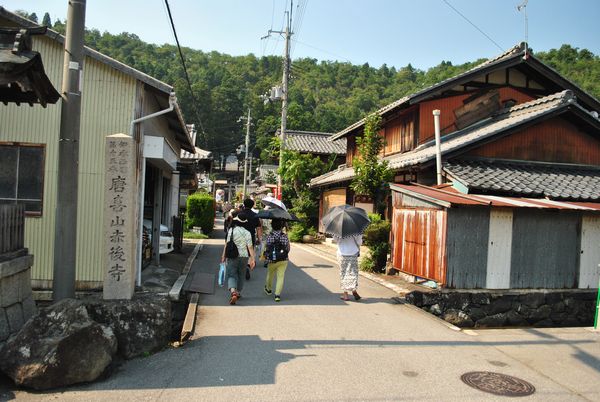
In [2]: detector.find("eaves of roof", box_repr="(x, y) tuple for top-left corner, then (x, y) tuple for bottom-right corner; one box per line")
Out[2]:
(283, 130), (346, 155)
(389, 183), (600, 212)
(0, 7), (172, 94)
(309, 165), (354, 188)
(385, 90), (586, 170)
(314, 90), (600, 186)
(443, 159), (600, 201)
(330, 42), (600, 141)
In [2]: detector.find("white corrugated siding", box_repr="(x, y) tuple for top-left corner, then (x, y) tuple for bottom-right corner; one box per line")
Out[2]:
(485, 209), (513, 289)
(0, 35), (137, 286)
(579, 215), (600, 289)
(77, 60), (136, 282)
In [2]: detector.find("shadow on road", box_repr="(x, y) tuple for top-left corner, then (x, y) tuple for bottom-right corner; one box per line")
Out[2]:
(51, 333), (598, 392)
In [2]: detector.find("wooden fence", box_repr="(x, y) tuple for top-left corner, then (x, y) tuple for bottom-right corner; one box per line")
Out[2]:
(0, 203), (25, 255)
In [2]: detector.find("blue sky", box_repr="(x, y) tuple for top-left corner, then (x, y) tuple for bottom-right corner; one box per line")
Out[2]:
(3, 0), (600, 70)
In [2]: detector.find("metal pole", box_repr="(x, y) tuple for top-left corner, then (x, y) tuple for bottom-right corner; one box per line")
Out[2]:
(242, 108), (250, 197)
(52, 0), (86, 301)
(277, 9), (291, 200)
(433, 109), (443, 186)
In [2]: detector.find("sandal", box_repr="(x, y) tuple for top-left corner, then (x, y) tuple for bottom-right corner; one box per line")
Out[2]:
(352, 291), (362, 301)
(229, 291), (238, 305)
(340, 295), (350, 301)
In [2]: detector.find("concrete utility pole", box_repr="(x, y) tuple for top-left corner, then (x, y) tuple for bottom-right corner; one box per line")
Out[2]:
(242, 108), (251, 197)
(53, 0), (86, 301)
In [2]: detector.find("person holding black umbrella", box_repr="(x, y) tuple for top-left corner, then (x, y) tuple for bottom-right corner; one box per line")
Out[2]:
(335, 234), (363, 301)
(221, 210), (256, 305)
(321, 205), (370, 301)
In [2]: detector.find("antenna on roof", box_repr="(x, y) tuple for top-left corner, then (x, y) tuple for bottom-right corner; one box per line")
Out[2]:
(517, 0), (528, 58)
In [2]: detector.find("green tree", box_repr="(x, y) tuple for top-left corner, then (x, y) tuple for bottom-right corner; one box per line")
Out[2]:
(351, 114), (393, 215)
(42, 12), (52, 27)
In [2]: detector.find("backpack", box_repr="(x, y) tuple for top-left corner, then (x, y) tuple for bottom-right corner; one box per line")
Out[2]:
(225, 229), (239, 259)
(267, 234), (288, 262)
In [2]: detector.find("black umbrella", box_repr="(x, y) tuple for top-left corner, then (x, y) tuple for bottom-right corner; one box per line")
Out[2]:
(321, 204), (370, 238)
(257, 208), (299, 221)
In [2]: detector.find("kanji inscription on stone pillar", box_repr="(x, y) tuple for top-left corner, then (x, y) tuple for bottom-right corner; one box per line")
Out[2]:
(103, 134), (136, 299)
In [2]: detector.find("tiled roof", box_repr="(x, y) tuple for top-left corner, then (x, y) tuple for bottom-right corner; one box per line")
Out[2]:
(311, 90), (597, 187)
(181, 146), (211, 160)
(390, 183), (600, 211)
(309, 164), (355, 187)
(444, 159), (600, 201)
(330, 43), (527, 141)
(282, 130), (346, 155)
(386, 90), (581, 169)
(331, 42), (600, 141)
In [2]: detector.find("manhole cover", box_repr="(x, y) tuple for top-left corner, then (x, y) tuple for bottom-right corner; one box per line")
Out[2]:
(461, 371), (535, 397)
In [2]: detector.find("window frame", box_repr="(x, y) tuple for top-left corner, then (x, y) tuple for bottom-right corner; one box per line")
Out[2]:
(0, 142), (46, 217)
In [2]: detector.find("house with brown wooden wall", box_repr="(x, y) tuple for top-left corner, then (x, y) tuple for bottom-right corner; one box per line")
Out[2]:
(310, 43), (600, 290)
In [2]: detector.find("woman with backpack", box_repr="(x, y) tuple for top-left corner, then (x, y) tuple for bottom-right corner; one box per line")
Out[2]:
(221, 210), (256, 305)
(264, 218), (290, 302)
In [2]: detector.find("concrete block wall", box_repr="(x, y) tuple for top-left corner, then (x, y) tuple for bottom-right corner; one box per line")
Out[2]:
(0, 255), (36, 343)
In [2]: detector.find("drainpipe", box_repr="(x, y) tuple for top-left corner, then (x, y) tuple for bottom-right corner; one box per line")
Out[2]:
(433, 109), (443, 186)
(133, 93), (177, 286)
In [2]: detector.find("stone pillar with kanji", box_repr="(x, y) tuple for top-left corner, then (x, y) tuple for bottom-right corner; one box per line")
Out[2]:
(103, 134), (136, 299)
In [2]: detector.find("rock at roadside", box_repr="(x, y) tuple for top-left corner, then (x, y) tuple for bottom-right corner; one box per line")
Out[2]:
(0, 299), (117, 390)
(84, 293), (171, 359)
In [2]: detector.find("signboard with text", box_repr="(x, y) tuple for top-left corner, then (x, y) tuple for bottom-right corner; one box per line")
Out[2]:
(103, 134), (136, 299)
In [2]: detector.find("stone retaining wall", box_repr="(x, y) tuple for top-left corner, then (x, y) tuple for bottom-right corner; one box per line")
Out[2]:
(405, 289), (596, 328)
(0, 254), (37, 344)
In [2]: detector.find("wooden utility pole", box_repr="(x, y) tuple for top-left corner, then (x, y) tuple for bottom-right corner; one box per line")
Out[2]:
(53, 0), (86, 300)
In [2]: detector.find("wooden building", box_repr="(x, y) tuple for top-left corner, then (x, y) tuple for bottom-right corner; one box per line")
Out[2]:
(310, 43), (600, 289)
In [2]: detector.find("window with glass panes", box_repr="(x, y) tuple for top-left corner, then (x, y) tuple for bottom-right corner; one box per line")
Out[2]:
(0, 143), (45, 215)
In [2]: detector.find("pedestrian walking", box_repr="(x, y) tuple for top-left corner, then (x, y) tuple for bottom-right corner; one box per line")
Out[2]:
(335, 234), (362, 301)
(239, 198), (262, 279)
(261, 205), (272, 268)
(320, 205), (370, 302)
(264, 218), (290, 302)
(221, 211), (256, 305)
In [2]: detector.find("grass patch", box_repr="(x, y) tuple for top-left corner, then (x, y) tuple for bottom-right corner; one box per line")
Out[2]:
(183, 231), (208, 239)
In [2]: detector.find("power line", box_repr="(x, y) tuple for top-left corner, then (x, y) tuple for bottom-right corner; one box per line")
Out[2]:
(441, 0), (503, 52)
(163, 0), (207, 143)
(291, 38), (352, 63)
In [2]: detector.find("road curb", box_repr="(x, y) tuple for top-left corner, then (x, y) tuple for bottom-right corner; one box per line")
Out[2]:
(169, 239), (204, 301)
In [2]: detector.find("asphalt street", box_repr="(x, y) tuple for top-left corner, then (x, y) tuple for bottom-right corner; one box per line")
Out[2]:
(5, 218), (600, 401)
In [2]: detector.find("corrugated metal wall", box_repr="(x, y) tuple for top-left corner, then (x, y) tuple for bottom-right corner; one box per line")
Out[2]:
(446, 208), (490, 288)
(392, 208), (447, 284)
(0, 36), (137, 285)
(510, 210), (580, 288)
(0, 36), (62, 283)
(77, 59), (137, 282)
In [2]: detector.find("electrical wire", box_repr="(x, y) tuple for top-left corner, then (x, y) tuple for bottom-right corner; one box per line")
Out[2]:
(163, 0), (207, 142)
(290, 0), (308, 57)
(441, 0), (504, 52)
(291, 38), (353, 63)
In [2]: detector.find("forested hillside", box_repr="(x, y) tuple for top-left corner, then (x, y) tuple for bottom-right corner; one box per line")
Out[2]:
(20, 11), (600, 166)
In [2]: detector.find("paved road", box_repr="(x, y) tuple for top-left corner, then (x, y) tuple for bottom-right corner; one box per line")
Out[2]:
(6, 219), (600, 401)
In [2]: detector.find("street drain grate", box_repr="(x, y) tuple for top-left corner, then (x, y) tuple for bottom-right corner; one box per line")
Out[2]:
(461, 371), (535, 397)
